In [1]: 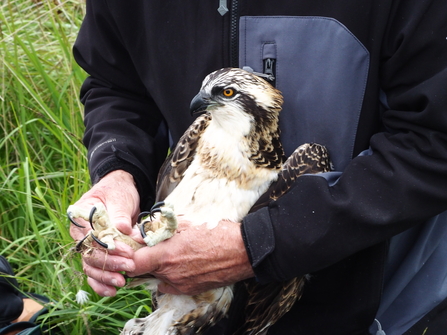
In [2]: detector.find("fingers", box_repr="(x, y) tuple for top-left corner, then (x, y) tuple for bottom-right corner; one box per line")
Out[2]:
(87, 276), (118, 297)
(83, 259), (127, 286)
(128, 220), (254, 296)
(82, 243), (136, 296)
(126, 244), (162, 277)
(129, 225), (145, 244)
(82, 242), (135, 271)
(124, 217), (193, 277)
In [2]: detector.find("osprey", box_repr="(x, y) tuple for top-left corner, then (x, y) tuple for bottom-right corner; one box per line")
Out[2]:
(68, 68), (332, 335)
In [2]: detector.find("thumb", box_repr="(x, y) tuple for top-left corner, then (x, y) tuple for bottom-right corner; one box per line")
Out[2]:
(127, 244), (163, 277)
(96, 170), (140, 235)
(107, 203), (135, 235)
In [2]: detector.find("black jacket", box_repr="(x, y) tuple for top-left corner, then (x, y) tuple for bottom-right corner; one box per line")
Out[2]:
(73, 1), (447, 334)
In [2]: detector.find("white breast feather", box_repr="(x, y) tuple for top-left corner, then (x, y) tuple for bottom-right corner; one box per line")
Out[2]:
(164, 113), (278, 229)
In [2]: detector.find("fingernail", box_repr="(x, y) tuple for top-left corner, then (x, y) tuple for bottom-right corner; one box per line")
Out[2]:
(111, 278), (119, 287)
(103, 290), (112, 297)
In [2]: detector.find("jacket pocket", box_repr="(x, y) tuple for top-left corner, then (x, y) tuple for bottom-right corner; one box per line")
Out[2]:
(239, 16), (369, 171)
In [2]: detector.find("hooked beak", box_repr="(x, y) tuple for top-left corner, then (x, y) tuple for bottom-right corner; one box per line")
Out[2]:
(189, 92), (210, 116)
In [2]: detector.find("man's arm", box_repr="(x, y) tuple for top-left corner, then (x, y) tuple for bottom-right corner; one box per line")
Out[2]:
(242, 0), (447, 283)
(73, 0), (168, 209)
(71, 0), (167, 296)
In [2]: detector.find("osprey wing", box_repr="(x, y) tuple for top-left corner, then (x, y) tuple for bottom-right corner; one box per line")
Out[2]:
(249, 143), (332, 213)
(236, 143), (332, 335)
(233, 277), (307, 335)
(155, 113), (211, 202)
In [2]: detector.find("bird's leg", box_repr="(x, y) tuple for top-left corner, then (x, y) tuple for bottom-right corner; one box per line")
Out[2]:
(67, 203), (126, 252)
(138, 201), (178, 247)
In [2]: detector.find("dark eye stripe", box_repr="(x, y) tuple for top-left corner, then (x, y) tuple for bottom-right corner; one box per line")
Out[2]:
(211, 86), (224, 96)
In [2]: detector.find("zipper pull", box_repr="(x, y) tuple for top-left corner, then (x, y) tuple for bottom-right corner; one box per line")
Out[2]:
(262, 43), (277, 85)
(218, 0), (229, 16)
(242, 66), (275, 83)
(261, 58), (276, 86)
(263, 58), (276, 82)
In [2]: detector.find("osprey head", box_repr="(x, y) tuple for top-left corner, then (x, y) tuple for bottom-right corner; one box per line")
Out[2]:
(189, 68), (283, 129)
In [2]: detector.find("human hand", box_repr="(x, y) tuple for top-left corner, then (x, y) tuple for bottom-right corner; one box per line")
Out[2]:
(69, 169), (141, 296)
(126, 218), (255, 296)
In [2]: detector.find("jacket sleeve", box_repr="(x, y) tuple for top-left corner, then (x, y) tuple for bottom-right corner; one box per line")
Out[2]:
(73, 0), (167, 208)
(241, 0), (447, 283)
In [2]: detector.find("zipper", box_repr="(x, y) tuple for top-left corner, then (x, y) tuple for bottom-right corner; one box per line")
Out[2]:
(229, 0), (239, 67)
(225, 0), (276, 86)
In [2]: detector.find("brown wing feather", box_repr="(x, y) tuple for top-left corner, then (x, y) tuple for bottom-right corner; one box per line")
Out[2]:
(249, 143), (332, 213)
(236, 143), (332, 335)
(233, 277), (307, 335)
(155, 113), (211, 202)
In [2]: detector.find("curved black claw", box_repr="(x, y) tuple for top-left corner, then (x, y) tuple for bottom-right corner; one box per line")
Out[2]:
(137, 211), (152, 224)
(149, 201), (165, 220)
(90, 231), (109, 249)
(149, 207), (162, 217)
(150, 201), (165, 212)
(75, 234), (90, 252)
(140, 208), (163, 238)
(88, 206), (97, 230)
(139, 220), (149, 239)
(68, 212), (86, 229)
(137, 201), (165, 240)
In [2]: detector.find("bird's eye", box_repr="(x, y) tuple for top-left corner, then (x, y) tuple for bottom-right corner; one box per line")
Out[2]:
(222, 88), (235, 97)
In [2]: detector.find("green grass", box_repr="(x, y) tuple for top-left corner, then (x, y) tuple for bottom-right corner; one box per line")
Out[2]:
(0, 1), (151, 333)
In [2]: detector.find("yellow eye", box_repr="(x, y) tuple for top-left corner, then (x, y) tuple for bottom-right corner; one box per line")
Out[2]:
(223, 88), (235, 97)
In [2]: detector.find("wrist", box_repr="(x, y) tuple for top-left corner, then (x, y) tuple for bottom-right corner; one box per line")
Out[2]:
(102, 170), (136, 184)
(92, 159), (153, 210)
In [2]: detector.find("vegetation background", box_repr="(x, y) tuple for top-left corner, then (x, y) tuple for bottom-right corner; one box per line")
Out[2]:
(1, 0), (151, 333)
